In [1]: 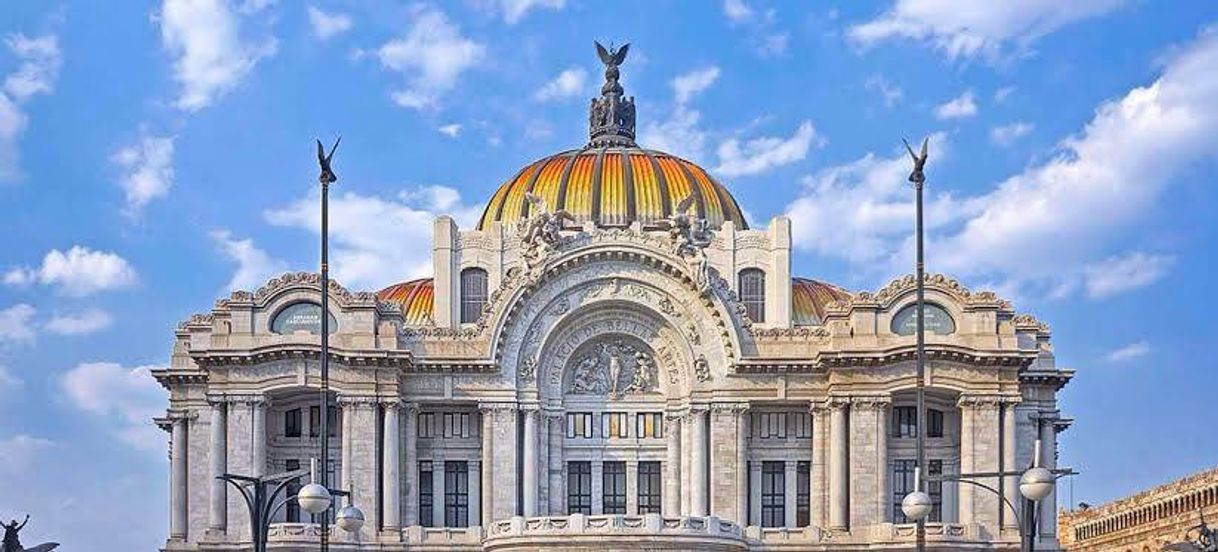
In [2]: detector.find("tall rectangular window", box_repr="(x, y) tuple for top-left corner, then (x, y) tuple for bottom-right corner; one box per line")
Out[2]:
(285, 459), (301, 522)
(927, 409), (944, 438)
(755, 412), (787, 439)
(793, 412), (813, 439)
(602, 412), (629, 438)
(309, 406), (321, 437)
(568, 461), (592, 514)
(603, 461), (627, 514)
(928, 460), (943, 522)
(636, 412), (663, 438)
(327, 406), (338, 438)
(445, 461), (469, 527)
(761, 461), (785, 527)
(418, 412), (435, 438)
(567, 413), (593, 438)
(796, 461), (811, 527)
(419, 461), (434, 527)
(638, 461), (662, 514)
(893, 459), (941, 523)
(284, 408), (302, 438)
(460, 268), (488, 324)
(444, 412), (472, 438)
(893, 406), (917, 438)
(738, 268), (766, 323)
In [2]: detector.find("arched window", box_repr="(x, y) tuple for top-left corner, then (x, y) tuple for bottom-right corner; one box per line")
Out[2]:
(738, 268), (766, 323)
(460, 268), (488, 324)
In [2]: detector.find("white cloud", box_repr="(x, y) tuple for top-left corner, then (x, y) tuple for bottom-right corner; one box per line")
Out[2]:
(865, 75), (903, 107)
(44, 309), (114, 336)
(111, 135), (175, 214)
(377, 5), (484, 110)
(307, 5), (352, 40)
(989, 121), (1034, 146)
(724, 0), (754, 24)
(848, 0), (1125, 61)
(493, 0), (566, 24)
(934, 90), (978, 120)
(4, 246), (138, 296)
(0, 303), (36, 346)
(159, 0), (277, 112)
(437, 123), (462, 138)
(672, 66), (720, 105)
(0, 364), (20, 390)
(994, 86), (1015, 103)
(61, 362), (166, 453)
(534, 67), (588, 102)
(0, 434), (54, 473)
(211, 230), (287, 292)
(1083, 252), (1173, 299)
(714, 121), (818, 177)
(1105, 340), (1150, 362)
(0, 33), (61, 183)
(266, 186), (480, 289)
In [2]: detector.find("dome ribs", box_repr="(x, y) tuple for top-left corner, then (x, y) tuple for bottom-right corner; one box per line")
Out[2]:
(641, 149), (673, 220)
(589, 147), (606, 225)
(621, 150), (637, 225)
(554, 147), (588, 219)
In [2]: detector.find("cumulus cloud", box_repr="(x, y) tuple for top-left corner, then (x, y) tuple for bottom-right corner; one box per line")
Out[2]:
(490, 0), (566, 24)
(4, 246), (138, 296)
(989, 121), (1034, 146)
(306, 5), (352, 40)
(437, 123), (462, 138)
(159, 0), (277, 112)
(848, 0), (1125, 61)
(44, 309), (113, 336)
(0, 303), (37, 346)
(265, 185), (481, 289)
(210, 230), (288, 292)
(672, 66), (720, 105)
(1083, 252), (1174, 299)
(0, 33), (62, 183)
(866, 75), (903, 107)
(376, 5), (484, 110)
(723, 0), (754, 24)
(111, 135), (175, 215)
(534, 67), (588, 102)
(714, 120), (819, 177)
(934, 90), (978, 120)
(0, 434), (54, 473)
(61, 362), (166, 453)
(639, 67), (720, 161)
(788, 28), (1218, 301)
(1105, 340), (1150, 362)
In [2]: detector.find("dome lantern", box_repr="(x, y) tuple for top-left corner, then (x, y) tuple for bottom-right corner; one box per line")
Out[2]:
(588, 41), (636, 148)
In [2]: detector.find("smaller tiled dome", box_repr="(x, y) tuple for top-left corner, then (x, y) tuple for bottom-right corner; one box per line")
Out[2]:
(377, 278), (434, 326)
(792, 278), (852, 326)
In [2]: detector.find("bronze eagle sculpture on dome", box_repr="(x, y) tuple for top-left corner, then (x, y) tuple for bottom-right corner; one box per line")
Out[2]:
(595, 41), (629, 67)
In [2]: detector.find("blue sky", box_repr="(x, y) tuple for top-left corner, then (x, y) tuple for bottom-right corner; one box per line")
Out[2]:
(1, 0), (1216, 548)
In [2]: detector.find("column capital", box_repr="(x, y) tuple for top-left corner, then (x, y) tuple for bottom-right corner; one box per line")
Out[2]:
(849, 395), (892, 410)
(709, 402), (749, 415)
(166, 409), (198, 422)
(825, 396), (851, 411)
(664, 410), (687, 423)
(381, 398), (403, 411)
(519, 403), (542, 414)
(402, 401), (421, 414)
(478, 402), (517, 414)
(957, 394), (1004, 409)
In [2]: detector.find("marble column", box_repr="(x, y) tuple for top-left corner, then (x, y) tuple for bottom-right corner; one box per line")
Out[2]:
(490, 405), (518, 521)
(403, 403), (419, 527)
(1002, 402), (1019, 532)
(591, 460), (604, 515)
(626, 460), (639, 514)
(810, 405), (827, 529)
(828, 400), (849, 531)
(251, 399), (267, 476)
(207, 399), (227, 533)
(468, 460), (481, 526)
(784, 461), (798, 527)
(522, 407), (539, 516)
(736, 407), (749, 525)
(1039, 416), (1058, 540)
(382, 401), (401, 532)
(664, 412), (682, 516)
(547, 413), (565, 514)
(170, 414), (189, 540)
(341, 398), (354, 489)
(876, 401), (891, 523)
(480, 406), (495, 526)
(681, 414), (692, 515)
(690, 407), (708, 516)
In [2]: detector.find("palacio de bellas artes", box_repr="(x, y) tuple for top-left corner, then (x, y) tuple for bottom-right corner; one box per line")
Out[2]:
(12, 3), (1218, 552)
(153, 43), (1075, 551)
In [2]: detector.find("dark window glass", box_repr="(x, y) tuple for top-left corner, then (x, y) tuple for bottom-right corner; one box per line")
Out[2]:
(310, 406), (320, 437)
(928, 409), (944, 438)
(638, 461), (662, 514)
(568, 461), (592, 514)
(603, 461), (627, 514)
(419, 461), (434, 527)
(928, 460), (943, 522)
(285, 408), (302, 438)
(893, 406), (917, 438)
(893, 460), (942, 523)
(328, 406), (338, 437)
(761, 461), (785, 527)
(445, 461), (469, 527)
(285, 459), (301, 522)
(460, 268), (488, 324)
(739, 269), (766, 323)
(796, 461), (811, 527)
(755, 412), (787, 439)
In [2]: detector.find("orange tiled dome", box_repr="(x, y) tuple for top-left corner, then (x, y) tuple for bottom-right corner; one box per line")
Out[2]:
(792, 278), (852, 326)
(376, 278), (433, 326)
(477, 146), (748, 231)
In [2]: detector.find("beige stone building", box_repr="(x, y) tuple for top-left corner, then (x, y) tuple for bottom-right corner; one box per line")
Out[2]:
(1060, 467), (1218, 552)
(155, 47), (1074, 551)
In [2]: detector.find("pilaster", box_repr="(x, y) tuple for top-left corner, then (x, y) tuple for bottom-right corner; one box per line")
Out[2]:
(710, 402), (748, 523)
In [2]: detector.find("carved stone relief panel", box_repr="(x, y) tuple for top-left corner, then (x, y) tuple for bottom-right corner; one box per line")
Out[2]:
(565, 334), (658, 398)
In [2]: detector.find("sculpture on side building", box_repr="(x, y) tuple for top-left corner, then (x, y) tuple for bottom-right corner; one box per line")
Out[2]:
(1164, 512), (1218, 551)
(521, 192), (575, 260)
(2, 515), (58, 552)
(659, 195), (714, 294)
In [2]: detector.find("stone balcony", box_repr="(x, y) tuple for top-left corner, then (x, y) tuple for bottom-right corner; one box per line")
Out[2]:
(482, 514), (746, 551)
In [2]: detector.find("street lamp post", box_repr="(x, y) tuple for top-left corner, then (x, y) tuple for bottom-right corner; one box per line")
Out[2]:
(316, 137), (340, 552)
(218, 463), (364, 552)
(904, 137), (931, 552)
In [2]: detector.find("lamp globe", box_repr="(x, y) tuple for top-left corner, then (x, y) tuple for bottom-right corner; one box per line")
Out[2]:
(1020, 466), (1055, 502)
(297, 483), (333, 514)
(336, 505), (365, 533)
(902, 490), (934, 522)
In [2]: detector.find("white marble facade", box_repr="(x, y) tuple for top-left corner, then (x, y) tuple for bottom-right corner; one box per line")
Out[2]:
(155, 211), (1073, 552)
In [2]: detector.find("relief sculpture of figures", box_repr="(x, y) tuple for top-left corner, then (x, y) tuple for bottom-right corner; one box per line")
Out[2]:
(521, 192), (575, 253)
(566, 338), (657, 397)
(1, 515), (58, 552)
(1164, 514), (1218, 552)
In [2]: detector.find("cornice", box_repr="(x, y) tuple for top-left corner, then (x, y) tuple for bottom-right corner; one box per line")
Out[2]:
(188, 344), (412, 368)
